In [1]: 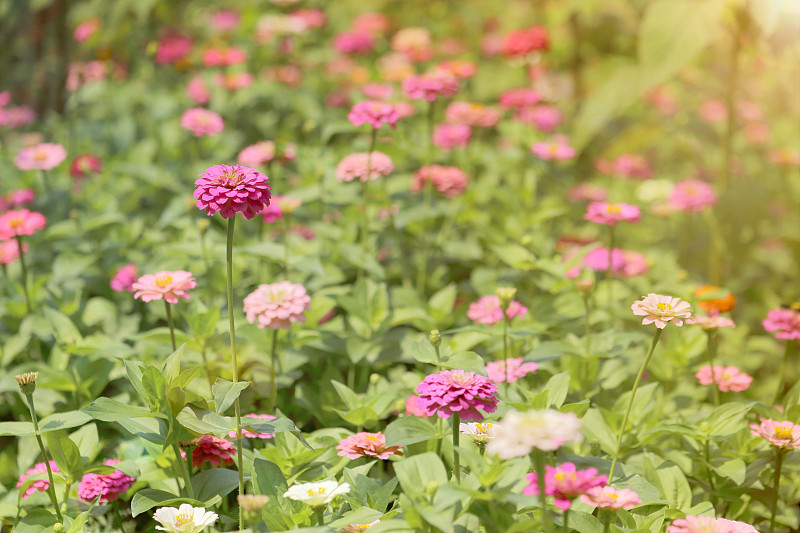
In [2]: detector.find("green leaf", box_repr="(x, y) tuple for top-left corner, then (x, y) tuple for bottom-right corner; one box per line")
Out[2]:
(192, 468), (241, 502)
(177, 406), (232, 437)
(0, 421), (34, 437)
(116, 416), (168, 445)
(393, 452), (447, 497)
(172, 366), (206, 390)
(38, 410), (92, 433)
(141, 366), (168, 413)
(162, 344), (186, 387)
(385, 416), (439, 447)
(212, 378), (249, 414)
(130, 489), (209, 517)
(46, 431), (82, 477)
(704, 402), (754, 437)
(82, 397), (164, 421)
(441, 352), (487, 376)
(712, 458), (746, 485)
(43, 307), (82, 345)
(545, 372), (570, 409)
(252, 457), (296, 530)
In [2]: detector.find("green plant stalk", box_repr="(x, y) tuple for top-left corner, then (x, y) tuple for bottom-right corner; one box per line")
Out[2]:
(564, 508), (569, 532)
(452, 413), (461, 484)
(704, 438), (717, 513)
(359, 128), (378, 281)
(113, 500), (124, 532)
(583, 297), (591, 357)
(61, 481), (71, 514)
(172, 443), (194, 499)
(226, 217), (244, 531)
(602, 510), (610, 533)
(608, 328), (663, 483)
(769, 449), (784, 533)
(503, 313), (510, 395)
(705, 331), (720, 406)
(314, 507), (325, 526)
(772, 341), (793, 407)
(15, 235), (31, 313)
(269, 328), (279, 411)
(164, 300), (177, 352)
(25, 393), (62, 521)
(533, 449), (552, 533)
(606, 226), (615, 326)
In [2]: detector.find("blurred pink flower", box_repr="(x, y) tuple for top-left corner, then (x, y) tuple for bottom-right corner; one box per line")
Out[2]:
(260, 203), (283, 223)
(579, 247), (648, 278)
(238, 141), (276, 168)
(584, 202), (640, 225)
(289, 9), (327, 29)
(334, 31), (375, 55)
(412, 165), (468, 197)
(566, 183), (607, 203)
(467, 295), (527, 326)
(77, 459), (135, 503)
(361, 83), (395, 100)
(0, 209), (46, 239)
(342, 521), (380, 533)
(631, 293), (692, 329)
(0, 240), (23, 265)
(0, 91), (9, 107)
(699, 100), (728, 124)
(646, 86), (677, 116)
(737, 100), (763, 122)
(480, 33), (505, 57)
(668, 516), (757, 533)
(444, 101), (500, 127)
(15, 143), (66, 170)
(194, 164), (271, 219)
(192, 435), (235, 467)
(74, 18), (100, 42)
(17, 461), (59, 499)
(580, 486), (641, 510)
(110, 263), (138, 293)
(243, 281), (311, 329)
(695, 365), (752, 392)
(348, 101), (401, 129)
(416, 370), (498, 421)
(523, 463), (607, 510)
(405, 394), (429, 417)
(180, 108), (224, 137)
(0, 106), (35, 128)
(336, 152), (394, 182)
(744, 122), (770, 146)
(203, 47), (247, 67)
(70, 154), (102, 185)
(432, 123), (471, 151)
(515, 105), (562, 132)
(486, 357), (538, 383)
(337, 432), (403, 460)
(352, 12), (390, 36)
(0, 188), (35, 211)
(762, 307), (800, 341)
(687, 315), (735, 330)
(438, 60), (477, 80)
(213, 72), (254, 91)
(132, 271), (196, 304)
(402, 72), (459, 102)
(768, 148), (800, 166)
(155, 35), (193, 64)
(531, 138), (575, 161)
(392, 27), (434, 62)
(231, 414), (277, 439)
(503, 26), (549, 57)
(669, 179), (717, 213)
(210, 11), (240, 32)
(186, 76), (210, 105)
(596, 154), (653, 180)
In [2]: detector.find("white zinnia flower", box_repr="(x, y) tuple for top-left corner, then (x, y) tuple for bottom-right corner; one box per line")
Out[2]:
(153, 504), (218, 533)
(486, 409), (583, 459)
(460, 422), (495, 445)
(283, 480), (350, 508)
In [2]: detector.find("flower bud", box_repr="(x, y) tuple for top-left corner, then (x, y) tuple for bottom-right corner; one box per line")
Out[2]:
(425, 481), (439, 495)
(53, 524), (64, 532)
(15, 372), (38, 395)
(428, 329), (441, 348)
(575, 279), (594, 298)
(238, 494), (269, 525)
(197, 218), (210, 233)
(495, 287), (517, 310)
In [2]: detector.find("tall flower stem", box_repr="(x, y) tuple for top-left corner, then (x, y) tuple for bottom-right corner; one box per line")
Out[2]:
(452, 413), (461, 484)
(602, 510), (610, 533)
(359, 129), (377, 281)
(61, 481), (71, 514)
(164, 301), (177, 352)
(583, 296), (592, 357)
(25, 393), (62, 521)
(268, 328), (279, 412)
(705, 331), (720, 406)
(532, 449), (553, 533)
(172, 443), (194, 499)
(314, 507), (325, 526)
(605, 227), (615, 326)
(15, 235), (31, 313)
(282, 216), (290, 277)
(772, 341), (793, 407)
(769, 449), (785, 533)
(226, 217), (245, 531)
(608, 328), (663, 483)
(502, 313), (510, 394)
(563, 509), (570, 532)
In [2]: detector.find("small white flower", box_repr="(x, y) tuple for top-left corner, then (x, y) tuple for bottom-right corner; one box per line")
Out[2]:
(486, 409), (583, 459)
(460, 422), (495, 445)
(283, 480), (350, 508)
(153, 504), (218, 533)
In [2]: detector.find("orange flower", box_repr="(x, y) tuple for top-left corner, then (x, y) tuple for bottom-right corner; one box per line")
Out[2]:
(695, 285), (736, 315)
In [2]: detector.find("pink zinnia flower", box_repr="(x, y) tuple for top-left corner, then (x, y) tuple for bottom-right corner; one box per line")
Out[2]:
(391, 27), (434, 62)
(77, 459), (135, 503)
(17, 461), (59, 499)
(415, 370), (498, 421)
(336, 152), (394, 182)
(432, 123), (471, 152)
(238, 141), (276, 168)
(486, 357), (538, 384)
(750, 418), (800, 449)
(438, 60), (477, 80)
(695, 365), (752, 392)
(361, 83), (395, 100)
(584, 202), (641, 226)
(0, 91), (9, 107)
(523, 463), (607, 510)
(352, 12), (390, 36)
(412, 165), (468, 197)
(668, 516), (758, 533)
(0, 240), (23, 265)
(348, 101), (401, 129)
(0, 106), (35, 128)
(687, 315), (736, 330)
(243, 281), (311, 330)
(342, 521), (380, 532)
(289, 9), (327, 29)
(580, 247), (648, 278)
(762, 307), (800, 341)
(0, 209), (46, 239)
(405, 394), (429, 417)
(0, 188), (35, 212)
(260, 203), (283, 223)
(531, 139), (575, 161)
(213, 72), (254, 91)
(70, 154), (102, 182)
(194, 164), (271, 219)
(499, 88), (542, 110)
(631, 293), (692, 329)
(503, 26), (549, 57)
(180, 108), (224, 137)
(402, 72), (460, 102)
(110, 263), (138, 293)
(467, 295), (527, 326)
(444, 102), (500, 127)
(336, 432), (403, 460)
(210, 11), (240, 32)
(191, 435), (236, 467)
(514, 105), (563, 132)
(699, 100), (728, 124)
(74, 18), (100, 42)
(155, 35), (193, 64)
(230, 414), (277, 439)
(202, 47), (247, 67)
(580, 486), (641, 510)
(15, 143), (67, 171)
(566, 183), (607, 203)
(669, 179), (717, 213)
(596, 154), (654, 180)
(334, 31), (375, 55)
(186, 76), (211, 105)
(132, 270), (196, 304)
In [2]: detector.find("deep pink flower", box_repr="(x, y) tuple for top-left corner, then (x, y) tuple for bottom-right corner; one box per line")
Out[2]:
(763, 307), (800, 341)
(503, 26), (549, 57)
(0, 209), (46, 239)
(412, 165), (468, 197)
(750, 418), (800, 449)
(523, 463), (607, 510)
(0, 189), (35, 212)
(580, 486), (641, 510)
(186, 76), (211, 105)
(70, 154), (102, 181)
(0, 240), (23, 265)
(0, 106), (35, 128)
(695, 365), (752, 392)
(531, 139), (575, 161)
(405, 394), (429, 417)
(415, 370), (498, 421)
(230, 414), (277, 439)
(192, 435), (236, 467)
(584, 202), (641, 226)
(486, 357), (538, 383)
(155, 35), (193, 64)
(499, 88), (542, 110)
(181, 108), (224, 137)
(334, 31), (375, 55)
(132, 270), (196, 304)
(238, 141), (276, 168)
(15, 143), (67, 170)
(432, 124), (471, 151)
(336, 432), (403, 460)
(336, 152), (394, 182)
(202, 47), (247, 67)
(402, 72), (460, 102)
(243, 281), (310, 330)
(467, 295), (527, 326)
(110, 263), (138, 293)
(74, 18), (100, 42)
(194, 164), (271, 219)
(515, 105), (563, 132)
(77, 459), (135, 503)
(669, 179), (717, 213)
(444, 102), (500, 127)
(348, 101), (401, 129)
(668, 516), (758, 533)
(566, 183), (607, 203)
(17, 461), (59, 499)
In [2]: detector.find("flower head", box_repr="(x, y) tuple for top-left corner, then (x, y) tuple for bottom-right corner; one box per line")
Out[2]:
(334, 31), (375, 55)
(0, 188), (35, 211)
(438, 60), (477, 79)
(405, 394), (429, 417)
(342, 521), (380, 532)
(415, 370), (498, 421)
(467, 295), (527, 326)
(486, 409), (583, 458)
(348, 101), (401, 129)
(695, 285), (736, 315)
(579, 247), (648, 278)
(153, 503), (218, 533)
(0, 240), (23, 265)
(687, 315), (735, 330)
(180, 108), (224, 137)
(695, 365), (752, 392)
(194, 164), (271, 219)
(503, 26), (549, 57)
(186, 76), (211, 105)
(392, 27), (434, 61)
(110, 263), (138, 293)
(17, 461), (59, 499)
(412, 165), (468, 197)
(763, 307), (800, 341)
(132, 271), (196, 304)
(202, 46), (247, 67)
(155, 35), (193, 64)
(74, 18), (100, 42)
(669, 179), (717, 213)
(567, 183), (607, 203)
(499, 88), (542, 110)
(283, 481), (350, 508)
(432, 123), (471, 151)
(402, 72), (460, 102)
(580, 486), (641, 510)
(749, 417), (800, 449)
(336, 432), (403, 460)
(667, 516), (758, 533)
(460, 422), (495, 445)
(336, 152), (394, 182)
(230, 414), (277, 439)
(15, 143), (66, 171)
(631, 294), (692, 329)
(77, 459), (135, 503)
(243, 281), (310, 330)
(523, 463), (607, 510)
(0, 209), (46, 239)
(191, 435), (236, 467)
(70, 154), (103, 181)
(486, 357), (538, 383)
(238, 141), (276, 169)
(584, 202), (641, 226)
(531, 138), (575, 161)
(444, 102), (500, 127)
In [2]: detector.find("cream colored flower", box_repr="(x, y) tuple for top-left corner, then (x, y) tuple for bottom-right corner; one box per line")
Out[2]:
(153, 504), (217, 533)
(283, 480), (350, 508)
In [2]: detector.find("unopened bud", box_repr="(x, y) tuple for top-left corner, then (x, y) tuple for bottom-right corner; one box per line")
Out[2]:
(197, 218), (210, 233)
(425, 481), (439, 495)
(15, 372), (38, 395)
(575, 279), (594, 297)
(238, 494), (270, 525)
(495, 287), (517, 309)
(428, 330), (441, 348)
(53, 524), (63, 532)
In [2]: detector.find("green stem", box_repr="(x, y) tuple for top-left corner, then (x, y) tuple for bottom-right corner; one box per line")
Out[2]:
(113, 501), (124, 532)
(282, 215), (290, 277)
(503, 314), (510, 395)
(533, 450), (552, 533)
(15, 235), (31, 313)
(704, 438), (717, 513)
(358, 129), (378, 281)
(452, 413), (461, 484)
(606, 227), (615, 326)
(772, 341), (793, 407)
(226, 217), (244, 531)
(434, 345), (440, 366)
(583, 297), (591, 357)
(164, 300), (176, 352)
(769, 449), (784, 533)
(61, 481), (71, 514)
(564, 508), (569, 532)
(608, 328), (663, 483)
(172, 443), (194, 499)
(705, 331), (720, 406)
(314, 507), (325, 526)
(269, 328), (279, 411)
(26, 393), (62, 521)
(603, 510), (610, 533)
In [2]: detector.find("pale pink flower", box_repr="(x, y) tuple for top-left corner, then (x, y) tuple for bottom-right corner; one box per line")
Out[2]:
(289, 9), (327, 29)
(444, 102), (500, 127)
(334, 32), (375, 55)
(402, 72), (460, 102)
(467, 295), (527, 326)
(737, 100), (764, 122)
(750, 418), (800, 449)
(191, 435), (235, 467)
(377, 52), (415, 82)
(0, 189), (35, 211)
(486, 357), (538, 383)
(348, 101), (401, 129)
(580, 486), (641, 510)
(260, 203), (282, 223)
(361, 83), (395, 100)
(531, 139), (575, 161)
(668, 516), (758, 533)
(744, 122), (770, 146)
(762, 307), (800, 341)
(230, 414), (277, 439)
(499, 88), (541, 110)
(15, 143), (66, 170)
(132, 271), (196, 304)
(392, 101), (416, 119)
(514, 105), (563, 132)
(699, 100), (728, 124)
(17, 461), (59, 499)
(524, 463), (607, 510)
(566, 183), (607, 202)
(768, 148), (800, 166)
(77, 459), (135, 503)
(392, 27), (434, 62)
(432, 123), (471, 151)
(202, 47), (247, 67)
(438, 60), (477, 79)
(0, 209), (46, 239)
(415, 370), (498, 421)
(336, 152), (394, 182)
(646, 86), (678, 116)
(336, 432), (403, 460)
(0, 106), (35, 128)
(273, 195), (301, 215)
(580, 247), (648, 278)
(631, 293), (692, 329)
(74, 18), (100, 42)
(243, 281), (311, 330)
(596, 154), (654, 180)
(0, 91), (9, 107)
(213, 72), (254, 91)
(584, 202), (641, 226)
(194, 164), (271, 219)
(695, 365), (752, 392)
(342, 521), (380, 532)
(238, 141), (276, 168)
(412, 165), (468, 196)
(405, 394), (429, 417)
(181, 108), (224, 137)
(480, 33), (505, 57)
(352, 12), (390, 36)
(110, 263), (138, 293)
(687, 315), (736, 330)
(210, 11), (240, 32)
(669, 179), (717, 213)
(0, 240), (23, 265)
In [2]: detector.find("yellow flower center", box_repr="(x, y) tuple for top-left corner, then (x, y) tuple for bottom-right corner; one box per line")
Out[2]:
(353, 526), (372, 532)
(548, 144), (559, 155)
(33, 151), (48, 161)
(554, 470), (576, 482)
(476, 423), (492, 434)
(656, 302), (673, 312)
(775, 426), (793, 440)
(155, 275), (173, 289)
(175, 514), (193, 526)
(605, 204), (622, 214)
(8, 217), (23, 229)
(365, 435), (378, 441)
(307, 487), (327, 497)
(610, 493), (618, 500)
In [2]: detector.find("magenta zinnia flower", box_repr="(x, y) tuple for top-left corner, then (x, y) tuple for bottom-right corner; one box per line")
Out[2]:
(467, 295), (527, 326)
(230, 413), (277, 439)
(336, 432), (403, 460)
(415, 370), (498, 421)
(110, 263), (138, 293)
(668, 516), (758, 533)
(132, 270), (196, 304)
(762, 307), (800, 341)
(334, 31), (375, 55)
(0, 209), (46, 239)
(336, 152), (394, 182)
(523, 463), (607, 510)
(584, 202), (641, 226)
(695, 365), (752, 392)
(243, 281), (310, 330)
(192, 435), (236, 467)
(180, 108), (224, 137)
(486, 357), (538, 383)
(77, 459), (135, 503)
(194, 164), (271, 219)
(17, 461), (59, 499)
(15, 143), (67, 171)
(348, 101), (401, 129)
(631, 293), (692, 329)
(580, 486), (641, 510)
(749, 418), (800, 449)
